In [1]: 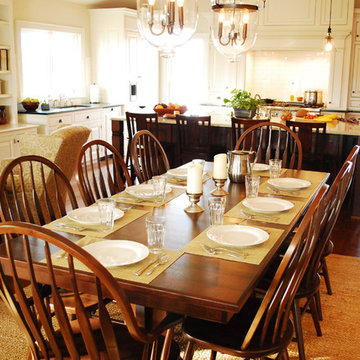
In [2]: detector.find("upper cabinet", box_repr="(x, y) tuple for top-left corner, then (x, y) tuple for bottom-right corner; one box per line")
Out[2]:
(89, 8), (159, 109)
(349, 10), (360, 109)
(0, 0), (17, 126)
(258, 0), (354, 31)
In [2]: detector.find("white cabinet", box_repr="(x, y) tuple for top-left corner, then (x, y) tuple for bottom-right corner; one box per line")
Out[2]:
(351, 44), (360, 99)
(89, 8), (159, 108)
(103, 105), (122, 144)
(0, 0), (18, 125)
(0, 125), (37, 160)
(73, 109), (104, 140)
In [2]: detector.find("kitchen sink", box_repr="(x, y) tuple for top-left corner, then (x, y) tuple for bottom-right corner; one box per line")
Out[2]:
(57, 104), (92, 109)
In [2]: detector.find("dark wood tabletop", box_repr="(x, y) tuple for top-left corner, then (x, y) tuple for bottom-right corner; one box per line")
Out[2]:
(0, 164), (329, 324)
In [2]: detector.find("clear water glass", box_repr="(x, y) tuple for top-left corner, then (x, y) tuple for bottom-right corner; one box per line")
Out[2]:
(269, 159), (282, 178)
(97, 198), (116, 232)
(145, 216), (165, 254)
(245, 175), (260, 198)
(208, 197), (226, 225)
(152, 176), (167, 203)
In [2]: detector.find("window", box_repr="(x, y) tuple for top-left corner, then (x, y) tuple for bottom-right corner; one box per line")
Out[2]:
(17, 22), (85, 100)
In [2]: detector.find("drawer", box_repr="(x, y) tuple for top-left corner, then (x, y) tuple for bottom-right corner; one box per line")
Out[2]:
(73, 110), (102, 123)
(47, 113), (73, 128)
(350, 100), (360, 109)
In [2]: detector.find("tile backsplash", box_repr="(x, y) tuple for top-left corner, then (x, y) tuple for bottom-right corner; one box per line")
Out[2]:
(245, 50), (331, 102)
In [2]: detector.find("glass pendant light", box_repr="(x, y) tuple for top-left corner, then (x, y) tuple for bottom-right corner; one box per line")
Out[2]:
(211, 0), (265, 62)
(137, 0), (199, 58)
(325, 0), (334, 52)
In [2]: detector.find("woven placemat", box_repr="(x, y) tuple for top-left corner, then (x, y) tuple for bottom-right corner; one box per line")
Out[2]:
(45, 208), (148, 237)
(258, 178), (318, 199)
(225, 198), (305, 225)
(113, 187), (185, 207)
(182, 224), (284, 265)
(49, 236), (182, 284)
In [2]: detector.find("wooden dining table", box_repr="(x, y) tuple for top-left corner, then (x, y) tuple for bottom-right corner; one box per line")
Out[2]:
(0, 163), (329, 325)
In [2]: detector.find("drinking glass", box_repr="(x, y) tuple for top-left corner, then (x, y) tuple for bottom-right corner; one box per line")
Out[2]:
(97, 198), (116, 232)
(152, 176), (167, 203)
(208, 197), (226, 225)
(269, 159), (282, 178)
(192, 159), (205, 168)
(245, 175), (260, 198)
(145, 216), (165, 254)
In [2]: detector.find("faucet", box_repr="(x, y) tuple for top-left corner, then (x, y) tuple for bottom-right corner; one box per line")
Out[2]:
(254, 94), (262, 119)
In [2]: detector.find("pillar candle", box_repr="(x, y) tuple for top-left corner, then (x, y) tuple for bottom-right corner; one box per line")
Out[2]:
(213, 153), (228, 179)
(187, 164), (203, 194)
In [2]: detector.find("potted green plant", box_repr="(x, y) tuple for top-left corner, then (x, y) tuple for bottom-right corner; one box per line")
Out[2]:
(223, 89), (262, 119)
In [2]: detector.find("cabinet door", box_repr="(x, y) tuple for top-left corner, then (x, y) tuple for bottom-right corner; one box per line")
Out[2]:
(264, 0), (316, 26)
(47, 113), (73, 134)
(0, 135), (14, 159)
(103, 106), (122, 144)
(74, 110), (104, 141)
(351, 44), (360, 98)
(355, 16), (360, 42)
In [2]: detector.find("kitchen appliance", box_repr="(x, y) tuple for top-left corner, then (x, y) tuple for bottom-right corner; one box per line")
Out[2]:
(304, 90), (318, 106)
(316, 90), (323, 105)
(227, 150), (255, 183)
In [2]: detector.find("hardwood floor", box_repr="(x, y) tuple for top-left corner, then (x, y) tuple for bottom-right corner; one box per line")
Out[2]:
(331, 201), (360, 257)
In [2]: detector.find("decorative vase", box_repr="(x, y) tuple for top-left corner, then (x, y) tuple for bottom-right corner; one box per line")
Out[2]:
(233, 108), (256, 119)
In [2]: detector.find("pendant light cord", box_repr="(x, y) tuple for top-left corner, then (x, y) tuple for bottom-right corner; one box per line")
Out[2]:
(328, 0), (332, 33)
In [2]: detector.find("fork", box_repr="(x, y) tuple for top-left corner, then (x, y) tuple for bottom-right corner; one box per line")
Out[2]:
(201, 244), (248, 258)
(240, 209), (279, 221)
(267, 186), (298, 196)
(56, 222), (87, 232)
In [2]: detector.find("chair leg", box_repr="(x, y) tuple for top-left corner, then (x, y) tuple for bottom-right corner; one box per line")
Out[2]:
(281, 349), (290, 360)
(210, 350), (217, 360)
(292, 299), (306, 360)
(320, 258), (333, 295)
(309, 296), (322, 337)
(314, 290), (323, 321)
(160, 328), (173, 360)
(183, 341), (195, 360)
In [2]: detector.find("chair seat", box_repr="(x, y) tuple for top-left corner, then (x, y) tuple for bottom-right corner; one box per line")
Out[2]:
(45, 318), (180, 360)
(183, 297), (294, 358)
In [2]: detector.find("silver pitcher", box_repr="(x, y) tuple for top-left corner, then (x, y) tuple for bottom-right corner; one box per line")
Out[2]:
(227, 150), (255, 183)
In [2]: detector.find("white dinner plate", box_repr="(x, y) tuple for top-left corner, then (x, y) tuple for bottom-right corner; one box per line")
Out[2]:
(242, 197), (294, 214)
(125, 183), (172, 198)
(82, 240), (149, 267)
(167, 168), (188, 179)
(251, 163), (270, 172)
(207, 225), (269, 247)
(267, 178), (311, 190)
(67, 207), (124, 225)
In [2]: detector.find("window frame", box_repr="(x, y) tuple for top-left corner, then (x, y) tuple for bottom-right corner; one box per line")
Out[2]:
(15, 20), (86, 101)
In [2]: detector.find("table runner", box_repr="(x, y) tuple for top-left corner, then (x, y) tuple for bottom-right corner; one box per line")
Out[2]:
(45, 208), (148, 237)
(48, 236), (182, 284)
(183, 224), (284, 265)
(112, 187), (185, 207)
(225, 198), (306, 225)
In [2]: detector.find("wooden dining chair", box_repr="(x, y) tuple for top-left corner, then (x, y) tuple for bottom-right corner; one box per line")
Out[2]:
(235, 121), (303, 169)
(319, 144), (360, 295)
(126, 112), (176, 171)
(286, 120), (327, 171)
(0, 155), (100, 318)
(175, 114), (212, 165)
(0, 155), (78, 226)
(182, 185), (327, 360)
(231, 117), (265, 149)
(77, 139), (132, 206)
(0, 221), (182, 360)
(130, 130), (170, 183)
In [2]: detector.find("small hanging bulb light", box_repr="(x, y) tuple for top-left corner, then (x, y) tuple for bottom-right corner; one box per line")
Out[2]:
(325, 0), (334, 51)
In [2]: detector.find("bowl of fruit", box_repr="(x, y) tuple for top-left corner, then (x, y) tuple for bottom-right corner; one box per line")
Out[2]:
(153, 103), (187, 116)
(21, 98), (40, 112)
